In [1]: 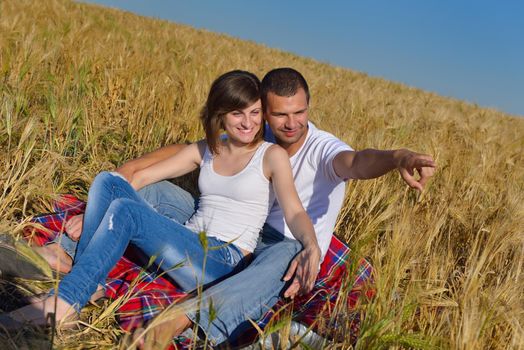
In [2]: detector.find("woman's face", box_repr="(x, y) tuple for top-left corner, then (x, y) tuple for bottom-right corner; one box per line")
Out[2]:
(222, 99), (262, 145)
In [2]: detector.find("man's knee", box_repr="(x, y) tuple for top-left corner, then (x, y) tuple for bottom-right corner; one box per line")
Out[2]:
(139, 180), (174, 198)
(244, 240), (301, 281)
(258, 239), (302, 262)
(285, 239), (302, 255)
(138, 181), (191, 204)
(139, 181), (196, 222)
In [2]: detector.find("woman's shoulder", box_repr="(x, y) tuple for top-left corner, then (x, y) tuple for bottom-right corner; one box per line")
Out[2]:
(256, 141), (276, 152)
(261, 143), (288, 180)
(185, 140), (207, 163)
(195, 139), (208, 151)
(263, 143), (289, 166)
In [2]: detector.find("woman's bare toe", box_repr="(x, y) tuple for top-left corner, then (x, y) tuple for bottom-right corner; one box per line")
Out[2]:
(33, 245), (72, 274)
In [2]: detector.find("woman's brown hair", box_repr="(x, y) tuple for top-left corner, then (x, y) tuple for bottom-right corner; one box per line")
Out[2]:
(200, 70), (263, 155)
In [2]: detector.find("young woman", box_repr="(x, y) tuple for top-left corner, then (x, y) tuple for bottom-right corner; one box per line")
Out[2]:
(0, 70), (320, 327)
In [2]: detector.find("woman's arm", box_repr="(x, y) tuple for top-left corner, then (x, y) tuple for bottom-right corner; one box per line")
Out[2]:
(61, 143), (194, 241)
(116, 144), (189, 183)
(264, 145), (321, 297)
(131, 141), (205, 191)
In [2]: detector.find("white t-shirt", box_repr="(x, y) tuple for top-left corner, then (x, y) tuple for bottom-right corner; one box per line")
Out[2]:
(264, 123), (353, 260)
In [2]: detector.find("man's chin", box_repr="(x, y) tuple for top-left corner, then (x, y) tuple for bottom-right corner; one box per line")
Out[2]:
(275, 134), (301, 146)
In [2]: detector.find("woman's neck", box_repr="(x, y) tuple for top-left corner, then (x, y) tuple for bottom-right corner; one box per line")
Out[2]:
(220, 138), (261, 155)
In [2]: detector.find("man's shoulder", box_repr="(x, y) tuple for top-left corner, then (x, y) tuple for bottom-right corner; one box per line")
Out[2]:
(303, 123), (353, 183)
(306, 122), (352, 150)
(307, 123), (338, 141)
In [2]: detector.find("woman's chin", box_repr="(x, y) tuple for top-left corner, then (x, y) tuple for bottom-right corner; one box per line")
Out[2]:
(228, 134), (257, 145)
(233, 139), (255, 146)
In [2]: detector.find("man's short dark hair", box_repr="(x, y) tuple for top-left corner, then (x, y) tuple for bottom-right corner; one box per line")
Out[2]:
(261, 68), (310, 110)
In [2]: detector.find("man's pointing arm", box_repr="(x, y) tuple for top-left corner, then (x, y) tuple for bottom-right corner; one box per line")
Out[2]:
(333, 148), (436, 191)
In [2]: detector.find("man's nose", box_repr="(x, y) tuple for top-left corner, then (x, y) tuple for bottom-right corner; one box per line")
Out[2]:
(285, 116), (297, 129)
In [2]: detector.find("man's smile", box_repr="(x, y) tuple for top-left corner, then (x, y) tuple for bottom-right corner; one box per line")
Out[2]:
(282, 129), (298, 137)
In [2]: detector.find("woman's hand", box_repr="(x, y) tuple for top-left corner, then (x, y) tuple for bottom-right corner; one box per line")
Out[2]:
(282, 245), (321, 298)
(264, 145), (322, 298)
(64, 214), (84, 241)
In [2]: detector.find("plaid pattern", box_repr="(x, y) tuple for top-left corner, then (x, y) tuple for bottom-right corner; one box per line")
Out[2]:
(23, 196), (189, 331)
(24, 194), (86, 246)
(24, 195), (374, 348)
(231, 234), (374, 347)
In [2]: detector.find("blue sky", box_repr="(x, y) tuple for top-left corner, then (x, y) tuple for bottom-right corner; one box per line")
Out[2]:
(81, 0), (523, 116)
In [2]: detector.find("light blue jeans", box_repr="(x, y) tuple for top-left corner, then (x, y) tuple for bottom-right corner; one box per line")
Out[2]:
(185, 224), (302, 345)
(56, 177), (301, 345)
(55, 172), (248, 311)
(51, 179), (197, 258)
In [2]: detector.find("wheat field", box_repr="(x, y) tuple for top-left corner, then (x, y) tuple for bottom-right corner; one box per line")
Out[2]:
(0, 0), (523, 349)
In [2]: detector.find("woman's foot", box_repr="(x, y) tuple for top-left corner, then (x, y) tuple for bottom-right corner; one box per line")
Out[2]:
(32, 244), (73, 274)
(1, 295), (78, 330)
(134, 313), (192, 349)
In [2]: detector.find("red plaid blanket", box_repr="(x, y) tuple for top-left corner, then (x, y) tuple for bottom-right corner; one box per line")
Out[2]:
(24, 195), (374, 347)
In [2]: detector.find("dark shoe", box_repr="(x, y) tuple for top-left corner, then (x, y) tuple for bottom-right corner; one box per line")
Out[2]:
(0, 234), (50, 280)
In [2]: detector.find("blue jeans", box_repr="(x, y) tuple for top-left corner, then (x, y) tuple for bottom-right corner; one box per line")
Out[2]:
(185, 224), (302, 346)
(50, 179), (196, 258)
(55, 172), (247, 311)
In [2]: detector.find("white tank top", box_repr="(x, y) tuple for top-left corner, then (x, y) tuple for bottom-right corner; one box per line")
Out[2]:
(184, 142), (275, 252)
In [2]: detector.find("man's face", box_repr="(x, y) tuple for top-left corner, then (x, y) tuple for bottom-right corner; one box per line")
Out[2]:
(265, 88), (309, 154)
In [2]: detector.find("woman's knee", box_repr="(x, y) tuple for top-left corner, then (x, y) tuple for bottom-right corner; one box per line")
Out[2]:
(91, 171), (120, 190)
(90, 171), (131, 197)
(92, 171), (112, 183)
